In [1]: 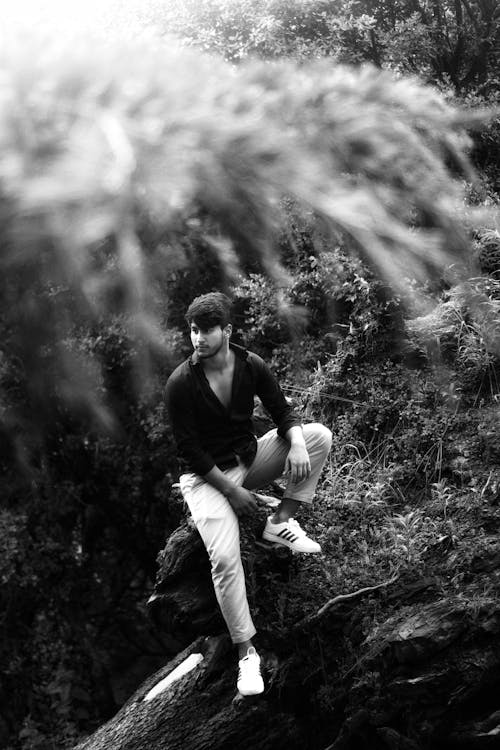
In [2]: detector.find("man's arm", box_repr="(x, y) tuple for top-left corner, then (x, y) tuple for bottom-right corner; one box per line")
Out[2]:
(250, 352), (300, 439)
(202, 465), (258, 517)
(251, 353), (310, 486)
(284, 425), (311, 484)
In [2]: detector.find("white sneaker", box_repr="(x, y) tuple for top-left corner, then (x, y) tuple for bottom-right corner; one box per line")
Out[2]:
(237, 647), (264, 696)
(262, 517), (321, 554)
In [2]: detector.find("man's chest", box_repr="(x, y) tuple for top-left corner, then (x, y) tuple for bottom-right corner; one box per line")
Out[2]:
(205, 367), (234, 410)
(193, 359), (254, 417)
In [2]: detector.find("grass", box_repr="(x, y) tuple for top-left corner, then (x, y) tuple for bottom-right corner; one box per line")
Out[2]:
(250, 399), (500, 643)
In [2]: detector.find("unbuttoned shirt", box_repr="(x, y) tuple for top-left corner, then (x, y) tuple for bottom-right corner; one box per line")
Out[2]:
(165, 343), (301, 476)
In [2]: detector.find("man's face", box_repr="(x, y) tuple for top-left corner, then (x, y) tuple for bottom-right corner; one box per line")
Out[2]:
(190, 322), (228, 358)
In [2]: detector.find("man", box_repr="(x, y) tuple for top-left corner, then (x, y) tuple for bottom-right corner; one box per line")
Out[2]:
(165, 292), (332, 696)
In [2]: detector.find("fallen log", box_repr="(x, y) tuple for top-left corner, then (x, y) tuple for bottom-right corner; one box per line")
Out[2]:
(75, 635), (301, 750)
(332, 579), (500, 749)
(147, 519), (222, 644)
(78, 496), (500, 750)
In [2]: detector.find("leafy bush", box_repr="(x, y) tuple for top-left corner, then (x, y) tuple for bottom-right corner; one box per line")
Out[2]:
(151, 0), (500, 95)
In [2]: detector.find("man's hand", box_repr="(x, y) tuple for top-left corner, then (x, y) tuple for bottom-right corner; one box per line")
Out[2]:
(285, 443), (311, 484)
(202, 466), (258, 517)
(226, 485), (258, 517)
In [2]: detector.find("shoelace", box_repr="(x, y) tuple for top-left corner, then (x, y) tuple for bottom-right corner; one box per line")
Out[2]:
(238, 652), (261, 680)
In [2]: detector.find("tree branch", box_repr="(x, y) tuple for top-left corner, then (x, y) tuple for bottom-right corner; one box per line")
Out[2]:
(369, 28), (382, 68)
(294, 573), (400, 632)
(460, 0), (481, 34)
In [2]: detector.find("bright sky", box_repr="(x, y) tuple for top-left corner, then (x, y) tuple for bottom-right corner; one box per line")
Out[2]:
(4, 0), (109, 21)
(2, 0), (145, 32)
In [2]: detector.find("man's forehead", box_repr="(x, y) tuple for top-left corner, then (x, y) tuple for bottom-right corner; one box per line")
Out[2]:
(190, 321), (220, 330)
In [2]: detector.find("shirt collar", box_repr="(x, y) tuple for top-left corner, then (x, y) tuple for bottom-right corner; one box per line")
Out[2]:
(190, 341), (248, 367)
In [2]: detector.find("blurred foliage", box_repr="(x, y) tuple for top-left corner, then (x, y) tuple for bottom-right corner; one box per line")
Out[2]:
(0, 7), (498, 750)
(0, 20), (491, 441)
(138, 0), (500, 187)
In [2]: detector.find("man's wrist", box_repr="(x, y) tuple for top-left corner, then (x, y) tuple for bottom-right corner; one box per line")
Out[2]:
(222, 483), (237, 499)
(288, 425), (306, 447)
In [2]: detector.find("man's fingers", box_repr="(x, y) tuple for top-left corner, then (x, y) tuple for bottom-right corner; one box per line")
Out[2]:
(293, 463), (310, 483)
(243, 496), (257, 516)
(287, 455), (311, 484)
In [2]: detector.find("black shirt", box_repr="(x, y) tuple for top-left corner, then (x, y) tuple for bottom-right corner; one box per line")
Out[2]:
(165, 343), (301, 476)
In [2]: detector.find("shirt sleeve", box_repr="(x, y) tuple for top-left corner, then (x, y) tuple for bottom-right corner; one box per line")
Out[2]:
(165, 371), (216, 476)
(249, 352), (302, 440)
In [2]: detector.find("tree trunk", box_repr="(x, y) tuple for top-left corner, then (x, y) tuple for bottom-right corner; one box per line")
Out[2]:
(77, 492), (500, 750)
(75, 635), (301, 750)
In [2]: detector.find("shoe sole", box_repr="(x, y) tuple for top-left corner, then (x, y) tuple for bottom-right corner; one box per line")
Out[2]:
(261, 532), (321, 554)
(233, 691), (264, 705)
(238, 687), (265, 696)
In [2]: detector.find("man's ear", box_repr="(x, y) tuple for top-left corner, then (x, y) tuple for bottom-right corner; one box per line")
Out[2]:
(224, 324), (232, 338)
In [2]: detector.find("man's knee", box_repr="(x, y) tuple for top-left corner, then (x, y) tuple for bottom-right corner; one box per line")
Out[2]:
(306, 422), (332, 451)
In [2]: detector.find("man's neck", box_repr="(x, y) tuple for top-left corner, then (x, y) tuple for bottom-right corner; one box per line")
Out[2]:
(201, 343), (233, 373)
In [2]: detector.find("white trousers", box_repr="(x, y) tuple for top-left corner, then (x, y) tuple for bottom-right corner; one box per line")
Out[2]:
(179, 423), (332, 643)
